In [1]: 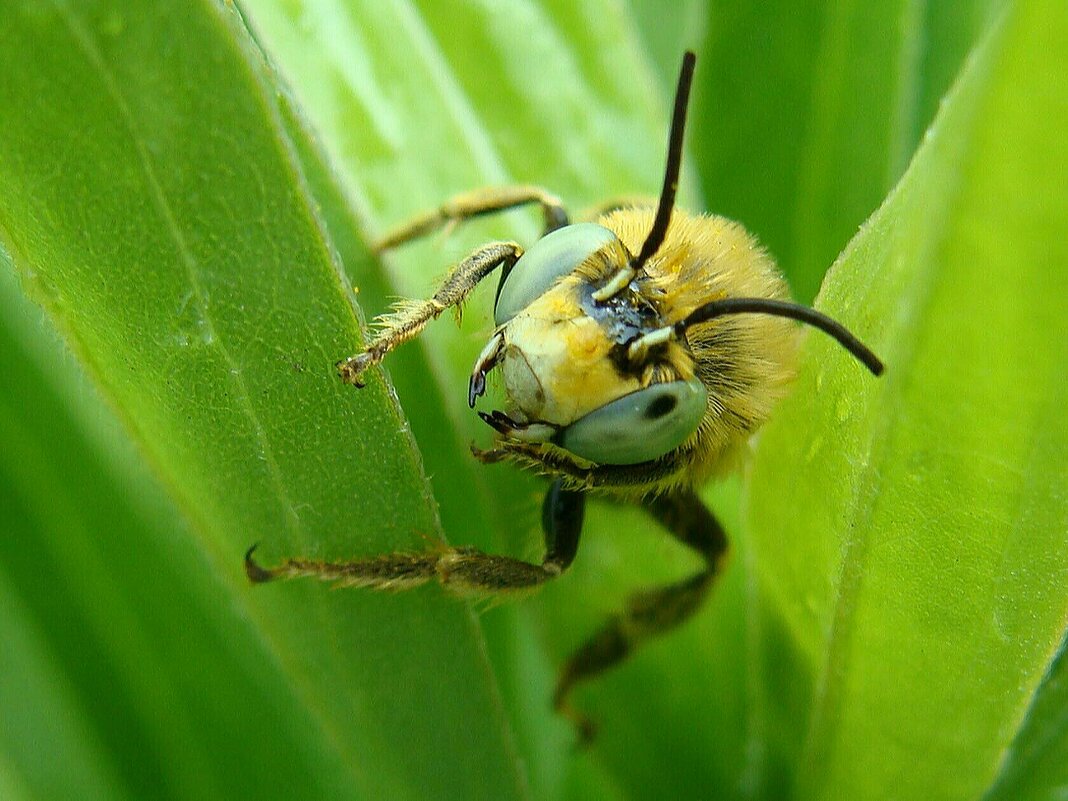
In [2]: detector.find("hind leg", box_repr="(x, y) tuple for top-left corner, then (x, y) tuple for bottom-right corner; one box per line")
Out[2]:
(552, 489), (728, 742)
(374, 185), (569, 252)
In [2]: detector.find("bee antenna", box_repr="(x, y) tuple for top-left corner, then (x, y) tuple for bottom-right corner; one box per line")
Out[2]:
(632, 50), (697, 274)
(676, 298), (885, 376)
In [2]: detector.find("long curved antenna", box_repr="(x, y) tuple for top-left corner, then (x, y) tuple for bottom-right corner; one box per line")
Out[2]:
(632, 50), (697, 273)
(677, 297), (885, 375)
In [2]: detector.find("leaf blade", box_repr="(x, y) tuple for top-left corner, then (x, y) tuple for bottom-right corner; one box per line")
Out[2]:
(747, 3), (1068, 798)
(0, 2), (527, 798)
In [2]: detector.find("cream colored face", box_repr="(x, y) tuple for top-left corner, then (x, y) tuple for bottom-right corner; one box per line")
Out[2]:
(472, 223), (710, 467)
(486, 273), (709, 466)
(499, 282), (641, 427)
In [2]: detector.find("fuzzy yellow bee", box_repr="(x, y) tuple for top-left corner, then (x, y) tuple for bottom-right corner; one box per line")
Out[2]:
(246, 51), (883, 740)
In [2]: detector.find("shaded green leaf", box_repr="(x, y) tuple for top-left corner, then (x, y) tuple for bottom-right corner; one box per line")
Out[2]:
(747, 3), (1068, 798)
(0, 258), (360, 800)
(691, 0), (1006, 303)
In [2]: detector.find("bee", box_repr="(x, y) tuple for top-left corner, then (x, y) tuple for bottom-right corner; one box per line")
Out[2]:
(246, 51), (883, 741)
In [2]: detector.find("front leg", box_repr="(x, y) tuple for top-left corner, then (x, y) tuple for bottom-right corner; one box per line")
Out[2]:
(337, 241), (522, 387)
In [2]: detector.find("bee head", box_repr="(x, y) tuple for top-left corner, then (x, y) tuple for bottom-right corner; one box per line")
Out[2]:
(467, 50), (882, 470)
(479, 218), (707, 465)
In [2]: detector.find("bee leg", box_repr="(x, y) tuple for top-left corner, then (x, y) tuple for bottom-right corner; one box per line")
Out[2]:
(245, 477), (584, 597)
(552, 488), (727, 743)
(337, 241), (522, 386)
(375, 185), (570, 252)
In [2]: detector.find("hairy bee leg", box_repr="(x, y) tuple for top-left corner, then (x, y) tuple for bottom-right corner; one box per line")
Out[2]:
(552, 489), (727, 743)
(374, 185), (570, 252)
(337, 242), (522, 386)
(245, 544), (440, 590)
(244, 478), (584, 596)
(472, 439), (683, 489)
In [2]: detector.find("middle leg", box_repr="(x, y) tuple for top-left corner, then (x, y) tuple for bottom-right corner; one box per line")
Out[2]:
(246, 477), (585, 597)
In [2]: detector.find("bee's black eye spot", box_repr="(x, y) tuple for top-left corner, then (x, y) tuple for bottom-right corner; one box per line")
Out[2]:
(646, 395), (677, 419)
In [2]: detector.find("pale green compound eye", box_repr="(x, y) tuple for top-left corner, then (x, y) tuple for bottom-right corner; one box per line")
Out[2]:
(555, 380), (709, 465)
(494, 223), (619, 325)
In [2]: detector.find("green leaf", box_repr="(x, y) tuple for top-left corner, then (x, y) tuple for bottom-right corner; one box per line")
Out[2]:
(690, 0), (1007, 303)
(0, 256), (365, 800)
(2, 2), (1065, 800)
(0, 2), (524, 799)
(747, 3), (1068, 799)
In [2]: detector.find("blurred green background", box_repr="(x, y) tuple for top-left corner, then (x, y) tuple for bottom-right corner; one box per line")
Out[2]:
(0, 1), (1064, 799)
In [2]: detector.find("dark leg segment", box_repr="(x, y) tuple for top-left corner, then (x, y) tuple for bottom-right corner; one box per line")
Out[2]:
(245, 479), (584, 597)
(552, 489), (728, 742)
(542, 477), (584, 570)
